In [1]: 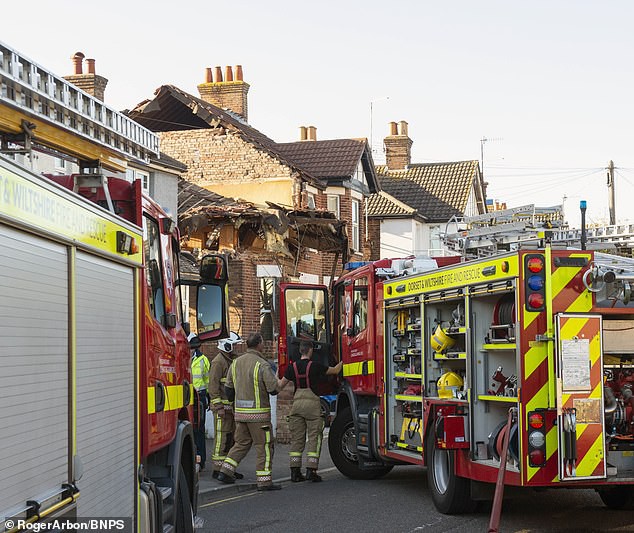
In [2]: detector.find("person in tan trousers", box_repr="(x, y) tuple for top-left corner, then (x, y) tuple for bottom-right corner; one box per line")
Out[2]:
(217, 333), (281, 491)
(278, 340), (343, 482)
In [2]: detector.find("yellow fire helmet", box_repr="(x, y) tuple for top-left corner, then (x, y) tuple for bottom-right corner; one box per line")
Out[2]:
(437, 371), (464, 399)
(430, 325), (456, 353)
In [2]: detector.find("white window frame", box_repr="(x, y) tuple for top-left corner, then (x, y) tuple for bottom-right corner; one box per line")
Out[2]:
(137, 170), (150, 193)
(352, 199), (360, 251)
(327, 194), (340, 218)
(307, 192), (316, 209)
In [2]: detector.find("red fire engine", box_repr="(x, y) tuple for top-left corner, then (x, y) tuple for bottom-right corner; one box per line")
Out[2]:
(278, 246), (634, 513)
(0, 42), (228, 531)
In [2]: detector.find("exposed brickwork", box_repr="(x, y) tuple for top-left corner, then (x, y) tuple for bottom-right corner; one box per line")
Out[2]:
(63, 74), (108, 102)
(159, 129), (295, 191)
(367, 218), (382, 261)
(384, 135), (412, 170)
(197, 81), (250, 122)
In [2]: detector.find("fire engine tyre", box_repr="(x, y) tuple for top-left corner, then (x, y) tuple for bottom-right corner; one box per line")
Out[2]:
(598, 486), (634, 510)
(328, 407), (393, 480)
(426, 431), (476, 514)
(175, 465), (195, 533)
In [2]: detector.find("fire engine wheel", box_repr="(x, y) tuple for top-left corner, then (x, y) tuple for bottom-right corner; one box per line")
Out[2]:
(598, 486), (634, 509)
(328, 406), (392, 480)
(175, 465), (194, 533)
(426, 431), (475, 514)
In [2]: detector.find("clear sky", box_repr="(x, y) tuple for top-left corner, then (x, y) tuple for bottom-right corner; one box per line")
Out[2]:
(3, 0), (634, 229)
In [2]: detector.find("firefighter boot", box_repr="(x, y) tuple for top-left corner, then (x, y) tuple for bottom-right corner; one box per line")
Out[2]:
(291, 467), (306, 482)
(305, 468), (322, 482)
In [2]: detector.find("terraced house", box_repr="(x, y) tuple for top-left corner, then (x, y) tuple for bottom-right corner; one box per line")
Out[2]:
(367, 121), (487, 259)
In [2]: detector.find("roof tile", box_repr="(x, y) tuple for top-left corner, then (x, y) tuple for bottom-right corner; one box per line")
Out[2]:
(369, 161), (480, 222)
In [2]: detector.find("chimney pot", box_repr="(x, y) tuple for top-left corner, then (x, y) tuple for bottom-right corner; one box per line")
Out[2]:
(225, 66), (233, 82)
(299, 126), (307, 141)
(398, 120), (408, 137)
(71, 52), (85, 75)
(307, 126), (317, 141)
(389, 121), (398, 136)
(85, 58), (96, 75)
(235, 65), (243, 81)
(205, 67), (213, 83)
(214, 66), (223, 83)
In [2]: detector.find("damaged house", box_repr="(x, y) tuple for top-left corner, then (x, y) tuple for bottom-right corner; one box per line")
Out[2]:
(127, 66), (379, 352)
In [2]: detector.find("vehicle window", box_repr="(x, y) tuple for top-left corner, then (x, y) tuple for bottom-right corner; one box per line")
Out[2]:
(285, 288), (327, 341)
(171, 238), (183, 324)
(143, 215), (165, 326)
(353, 277), (369, 335)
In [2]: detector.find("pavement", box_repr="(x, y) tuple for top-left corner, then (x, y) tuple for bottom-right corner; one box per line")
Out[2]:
(198, 428), (335, 498)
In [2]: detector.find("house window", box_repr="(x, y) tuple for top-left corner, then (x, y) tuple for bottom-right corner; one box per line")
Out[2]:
(307, 192), (316, 209)
(327, 195), (340, 218)
(352, 199), (360, 251)
(54, 157), (66, 173)
(137, 171), (150, 193)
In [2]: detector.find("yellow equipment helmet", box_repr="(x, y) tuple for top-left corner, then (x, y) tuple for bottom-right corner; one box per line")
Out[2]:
(437, 371), (464, 399)
(430, 325), (456, 353)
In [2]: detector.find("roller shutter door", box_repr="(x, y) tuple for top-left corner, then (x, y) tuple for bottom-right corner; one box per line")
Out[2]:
(75, 251), (135, 516)
(0, 224), (69, 514)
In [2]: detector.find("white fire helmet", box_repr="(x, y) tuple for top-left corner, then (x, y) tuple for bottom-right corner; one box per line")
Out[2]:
(217, 331), (242, 353)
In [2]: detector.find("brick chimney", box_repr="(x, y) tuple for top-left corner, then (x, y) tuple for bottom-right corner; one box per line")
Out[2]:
(197, 65), (250, 122)
(63, 52), (108, 102)
(384, 120), (412, 170)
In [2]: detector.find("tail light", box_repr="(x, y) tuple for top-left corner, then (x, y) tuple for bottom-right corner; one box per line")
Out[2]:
(527, 410), (547, 467)
(524, 254), (546, 312)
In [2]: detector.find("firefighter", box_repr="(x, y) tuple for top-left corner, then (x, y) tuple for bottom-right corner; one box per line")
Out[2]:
(216, 333), (281, 491)
(190, 334), (210, 471)
(278, 340), (343, 482)
(209, 331), (244, 480)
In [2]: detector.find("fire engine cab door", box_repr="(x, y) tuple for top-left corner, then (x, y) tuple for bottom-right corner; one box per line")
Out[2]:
(340, 275), (374, 393)
(555, 313), (606, 481)
(278, 283), (334, 392)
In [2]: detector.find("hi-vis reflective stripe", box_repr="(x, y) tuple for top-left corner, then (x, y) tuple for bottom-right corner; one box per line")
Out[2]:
(147, 384), (194, 414)
(0, 157), (143, 264)
(254, 362), (261, 409)
(343, 360), (375, 377)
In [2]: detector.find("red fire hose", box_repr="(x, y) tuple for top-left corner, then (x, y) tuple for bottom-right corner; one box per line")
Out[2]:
(488, 408), (515, 533)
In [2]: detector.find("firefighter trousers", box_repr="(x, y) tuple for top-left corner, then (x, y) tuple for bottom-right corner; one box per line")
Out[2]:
(211, 409), (236, 473)
(219, 420), (275, 487)
(288, 388), (324, 469)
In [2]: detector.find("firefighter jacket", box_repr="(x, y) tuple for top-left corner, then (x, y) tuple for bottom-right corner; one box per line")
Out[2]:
(191, 352), (210, 392)
(226, 348), (278, 423)
(209, 350), (234, 413)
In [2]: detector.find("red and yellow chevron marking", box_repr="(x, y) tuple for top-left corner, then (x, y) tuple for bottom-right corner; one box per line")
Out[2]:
(556, 314), (605, 480)
(520, 251), (596, 485)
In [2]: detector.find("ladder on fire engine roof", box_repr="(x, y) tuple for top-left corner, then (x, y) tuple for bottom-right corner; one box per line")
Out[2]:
(444, 204), (634, 259)
(0, 41), (159, 168)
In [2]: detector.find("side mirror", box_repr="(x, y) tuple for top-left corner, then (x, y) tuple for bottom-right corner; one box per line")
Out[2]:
(148, 259), (161, 290)
(200, 254), (228, 282)
(197, 284), (229, 340)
